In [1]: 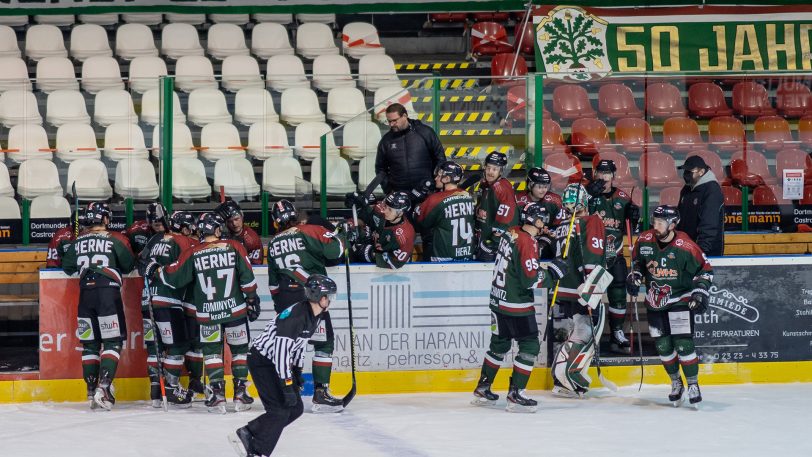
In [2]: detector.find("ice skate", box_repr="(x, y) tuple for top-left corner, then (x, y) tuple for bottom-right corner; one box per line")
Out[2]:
(233, 379), (254, 412)
(205, 382), (227, 414)
(311, 384), (343, 413)
(188, 377), (207, 401)
(609, 329), (631, 354)
(228, 426), (255, 457)
(687, 383), (702, 409)
(506, 379), (538, 413)
(471, 375), (499, 407)
(93, 383), (115, 411)
(149, 382), (162, 408)
(551, 378), (585, 399)
(669, 377), (685, 406)
(86, 381), (99, 411)
(166, 383), (192, 408)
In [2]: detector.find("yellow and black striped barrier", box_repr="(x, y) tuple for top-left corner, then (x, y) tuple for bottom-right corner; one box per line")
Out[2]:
(402, 79), (478, 90)
(444, 145), (511, 160)
(438, 128), (506, 136)
(414, 95), (488, 103)
(394, 62), (472, 71)
(416, 112), (495, 123)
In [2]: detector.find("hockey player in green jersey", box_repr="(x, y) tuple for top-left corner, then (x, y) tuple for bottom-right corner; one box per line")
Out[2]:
(472, 202), (568, 412)
(550, 184), (610, 399)
(61, 202), (135, 410)
(626, 205), (713, 407)
(347, 191), (416, 269)
(586, 159), (641, 354)
(516, 167), (564, 258)
(151, 213), (261, 414)
(414, 161), (475, 262)
(475, 151), (519, 261)
(266, 199), (346, 413)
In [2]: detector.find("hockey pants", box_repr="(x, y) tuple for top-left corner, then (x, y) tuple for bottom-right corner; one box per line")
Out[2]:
(479, 313), (540, 390)
(78, 287), (127, 388)
(200, 317), (251, 385)
(606, 256), (628, 333)
(647, 307), (700, 383)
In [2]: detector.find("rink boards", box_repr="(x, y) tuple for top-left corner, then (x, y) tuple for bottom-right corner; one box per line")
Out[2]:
(2, 256), (811, 402)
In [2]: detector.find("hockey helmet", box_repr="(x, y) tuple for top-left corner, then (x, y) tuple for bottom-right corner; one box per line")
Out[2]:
(85, 202), (111, 226)
(521, 201), (550, 227)
(384, 191), (411, 214)
(526, 167), (552, 188)
(484, 151), (508, 168)
(197, 212), (223, 237)
(215, 200), (242, 221)
(304, 274), (338, 304)
(147, 202), (167, 224)
(594, 159), (617, 174)
(562, 184), (589, 212)
(652, 205), (680, 226)
(434, 161), (463, 184)
(272, 199), (298, 227)
(170, 211), (197, 233)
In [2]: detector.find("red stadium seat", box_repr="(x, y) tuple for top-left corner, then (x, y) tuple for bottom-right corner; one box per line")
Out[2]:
(775, 147), (812, 184)
(802, 185), (812, 205)
(753, 184), (791, 205)
(688, 82), (733, 118)
(614, 118), (659, 155)
(540, 119), (568, 155)
(732, 82), (777, 117)
(722, 186), (742, 206)
(776, 82), (812, 118)
(552, 84), (596, 121)
(645, 83), (687, 119)
(708, 116), (746, 155)
(472, 12), (511, 22)
(661, 117), (705, 153)
(506, 85), (527, 122)
(471, 22), (513, 57)
(753, 116), (792, 152)
(591, 150), (638, 188)
(800, 116), (812, 150)
(618, 186), (643, 206)
(570, 118), (614, 157)
(658, 186), (683, 206)
(730, 150), (777, 187)
(639, 151), (682, 188)
(513, 19), (535, 55)
(598, 83), (642, 120)
(685, 149), (730, 186)
(429, 13), (468, 23)
(491, 53), (527, 86)
(544, 152), (583, 191)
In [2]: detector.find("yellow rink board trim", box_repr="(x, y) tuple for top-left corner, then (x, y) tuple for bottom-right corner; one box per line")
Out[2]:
(3, 361), (812, 403)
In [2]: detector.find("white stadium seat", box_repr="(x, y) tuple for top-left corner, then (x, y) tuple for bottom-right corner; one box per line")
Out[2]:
(265, 55), (309, 92)
(342, 22), (386, 59)
(0, 196), (20, 219)
(341, 120), (382, 160)
(161, 23), (205, 60)
(234, 87), (279, 125)
(251, 22), (294, 59)
(165, 13), (205, 25)
(30, 195), (72, 218)
(221, 55), (264, 92)
(103, 123), (149, 161)
(200, 122), (245, 161)
(34, 15), (74, 27)
(247, 121), (291, 160)
(69, 24), (113, 62)
(81, 56), (124, 93)
(327, 87), (368, 124)
(294, 121), (338, 161)
(0, 57), (32, 92)
(172, 158), (211, 200)
(373, 85), (416, 123)
(279, 87), (324, 125)
(140, 89), (186, 125)
(312, 54), (355, 91)
(56, 123), (101, 162)
(187, 88), (232, 126)
(17, 159), (63, 199)
(253, 14), (293, 24)
(209, 14), (249, 25)
(358, 155), (384, 196)
(45, 90), (90, 126)
(67, 158), (113, 200)
(151, 123), (197, 159)
(296, 23), (339, 60)
(262, 155), (303, 197)
(0, 15), (28, 28)
(25, 25), (67, 61)
(128, 56), (168, 93)
(297, 14), (336, 24)
(5, 124), (53, 163)
(0, 25), (22, 58)
(0, 162), (14, 197)
(78, 14), (119, 26)
(35, 57), (79, 93)
(1, 90), (42, 127)
(174, 55), (218, 92)
(94, 89), (138, 127)
(115, 158), (160, 200)
(358, 54), (401, 91)
(310, 155), (356, 196)
(115, 23), (159, 60)
(207, 23), (250, 60)
(121, 13), (163, 26)
(213, 157), (260, 199)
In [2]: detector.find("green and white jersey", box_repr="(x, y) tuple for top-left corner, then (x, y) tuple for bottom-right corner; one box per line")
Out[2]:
(143, 233), (195, 309)
(267, 224), (344, 295)
(632, 230), (713, 312)
(489, 226), (556, 317)
(475, 177), (519, 245)
(589, 188), (632, 262)
(551, 214), (607, 303)
(159, 239), (258, 324)
(414, 189), (475, 261)
(62, 230), (135, 287)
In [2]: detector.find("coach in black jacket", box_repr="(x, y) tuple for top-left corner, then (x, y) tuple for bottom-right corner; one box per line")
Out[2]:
(677, 155), (725, 256)
(375, 103), (445, 193)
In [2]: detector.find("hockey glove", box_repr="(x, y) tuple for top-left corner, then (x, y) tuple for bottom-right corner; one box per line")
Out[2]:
(281, 382), (299, 407)
(586, 179), (606, 197)
(343, 192), (367, 209)
(409, 179), (434, 204)
(547, 258), (569, 281)
(351, 243), (374, 263)
(291, 365), (305, 392)
(625, 203), (641, 224)
(626, 271), (643, 296)
(476, 239), (496, 262)
(246, 295), (261, 322)
(144, 260), (160, 280)
(688, 291), (709, 314)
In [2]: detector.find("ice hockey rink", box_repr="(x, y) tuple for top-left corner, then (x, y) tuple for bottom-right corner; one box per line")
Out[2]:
(3, 383), (810, 457)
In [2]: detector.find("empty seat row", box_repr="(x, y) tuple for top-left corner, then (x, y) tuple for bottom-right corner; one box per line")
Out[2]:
(0, 13), (332, 28)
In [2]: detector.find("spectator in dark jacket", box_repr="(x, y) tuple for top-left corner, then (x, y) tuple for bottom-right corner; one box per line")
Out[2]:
(677, 155), (725, 256)
(375, 103), (445, 194)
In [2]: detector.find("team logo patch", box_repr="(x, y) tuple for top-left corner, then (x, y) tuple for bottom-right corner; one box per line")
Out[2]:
(647, 281), (673, 310)
(200, 325), (221, 343)
(395, 227), (403, 236)
(98, 314), (121, 339)
(279, 307), (293, 319)
(614, 202), (622, 210)
(225, 324), (249, 345)
(77, 318), (93, 340)
(142, 319), (154, 342)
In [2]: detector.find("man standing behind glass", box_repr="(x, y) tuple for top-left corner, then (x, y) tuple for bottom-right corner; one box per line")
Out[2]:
(677, 156), (725, 256)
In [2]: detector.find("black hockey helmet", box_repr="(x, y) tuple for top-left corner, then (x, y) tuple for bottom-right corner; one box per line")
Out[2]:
(170, 211), (197, 233)
(197, 212), (223, 236)
(272, 199), (298, 227)
(384, 191), (411, 214)
(147, 202), (167, 224)
(526, 167), (552, 187)
(520, 201), (550, 226)
(85, 202), (111, 226)
(434, 161), (463, 184)
(304, 274), (338, 303)
(484, 151), (508, 168)
(594, 159), (617, 174)
(652, 205), (680, 226)
(215, 200), (242, 221)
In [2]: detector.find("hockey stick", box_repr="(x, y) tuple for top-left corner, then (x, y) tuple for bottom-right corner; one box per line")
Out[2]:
(71, 182), (79, 237)
(586, 305), (617, 392)
(459, 173), (483, 191)
(144, 275), (169, 412)
(340, 208), (358, 407)
(626, 218), (644, 391)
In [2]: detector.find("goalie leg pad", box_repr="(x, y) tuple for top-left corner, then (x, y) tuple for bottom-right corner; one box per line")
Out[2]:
(576, 265), (613, 309)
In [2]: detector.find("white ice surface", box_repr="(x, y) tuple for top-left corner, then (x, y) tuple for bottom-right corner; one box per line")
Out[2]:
(2, 383), (810, 457)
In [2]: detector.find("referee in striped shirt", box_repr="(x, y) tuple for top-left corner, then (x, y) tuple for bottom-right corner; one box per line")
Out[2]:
(230, 274), (337, 457)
